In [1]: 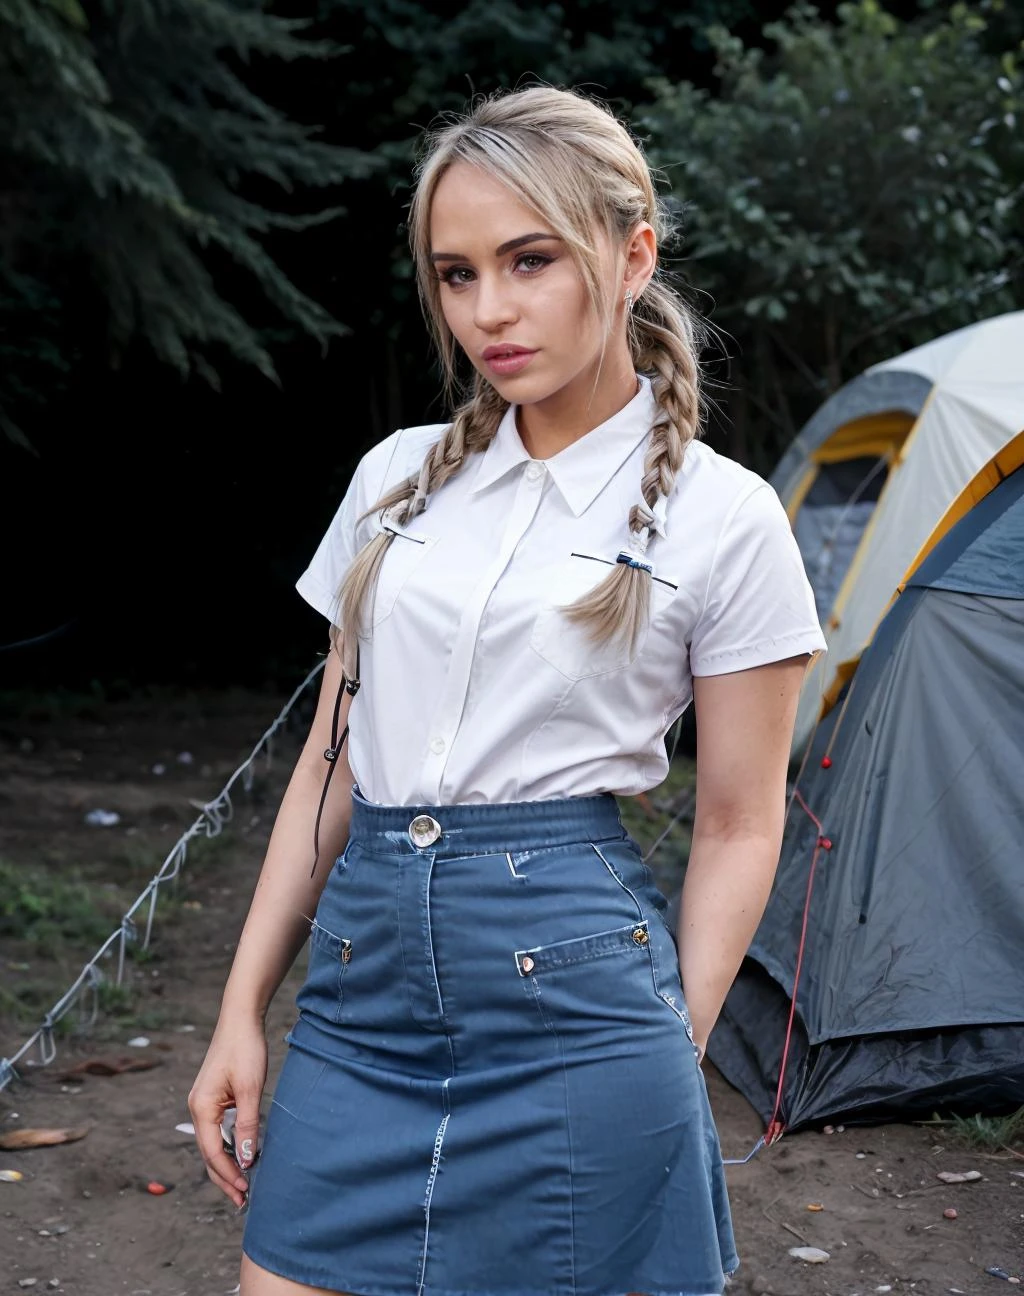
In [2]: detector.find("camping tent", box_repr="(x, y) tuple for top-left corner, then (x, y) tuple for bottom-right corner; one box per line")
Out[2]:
(772, 310), (1024, 756)
(710, 433), (1024, 1130)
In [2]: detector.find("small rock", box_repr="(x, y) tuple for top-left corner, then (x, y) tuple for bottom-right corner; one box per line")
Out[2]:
(936, 1170), (982, 1184)
(856, 1152), (867, 1159)
(176, 751), (194, 765)
(943, 1207), (958, 1220)
(836, 1123), (845, 1132)
(126, 1036), (150, 1048)
(19, 1281), (38, 1289)
(84, 809), (120, 828)
(876, 1288), (893, 1293)
(822, 1124), (835, 1135)
(806, 1202), (824, 1211)
(789, 1246), (830, 1264)
(152, 763), (167, 776)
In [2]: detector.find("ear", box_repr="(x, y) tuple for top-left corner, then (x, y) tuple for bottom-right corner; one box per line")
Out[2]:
(623, 222), (657, 300)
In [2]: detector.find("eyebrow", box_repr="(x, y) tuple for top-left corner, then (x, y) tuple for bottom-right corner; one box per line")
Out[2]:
(430, 233), (561, 263)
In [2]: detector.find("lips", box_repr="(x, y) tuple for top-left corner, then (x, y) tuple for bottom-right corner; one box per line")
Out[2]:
(481, 345), (537, 360)
(481, 345), (538, 377)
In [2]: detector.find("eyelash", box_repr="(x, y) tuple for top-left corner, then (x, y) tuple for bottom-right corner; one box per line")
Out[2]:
(437, 252), (554, 287)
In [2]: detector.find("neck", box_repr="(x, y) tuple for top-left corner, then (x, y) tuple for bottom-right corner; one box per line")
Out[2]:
(515, 349), (639, 460)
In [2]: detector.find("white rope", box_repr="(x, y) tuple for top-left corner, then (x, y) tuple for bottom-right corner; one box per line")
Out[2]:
(0, 659), (325, 1093)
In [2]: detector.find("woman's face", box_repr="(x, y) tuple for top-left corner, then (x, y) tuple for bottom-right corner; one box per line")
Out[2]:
(429, 162), (620, 407)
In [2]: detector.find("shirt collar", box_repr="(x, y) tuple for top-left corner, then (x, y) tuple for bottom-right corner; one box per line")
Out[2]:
(469, 376), (661, 526)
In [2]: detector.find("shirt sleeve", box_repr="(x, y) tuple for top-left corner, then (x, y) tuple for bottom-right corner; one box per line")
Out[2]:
(295, 437), (401, 625)
(689, 482), (827, 677)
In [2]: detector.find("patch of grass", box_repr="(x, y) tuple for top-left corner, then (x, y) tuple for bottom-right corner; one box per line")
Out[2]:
(0, 859), (124, 949)
(949, 1108), (1024, 1149)
(924, 1107), (1024, 1150)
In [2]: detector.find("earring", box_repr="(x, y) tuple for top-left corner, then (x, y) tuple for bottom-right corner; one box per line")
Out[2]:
(624, 289), (634, 314)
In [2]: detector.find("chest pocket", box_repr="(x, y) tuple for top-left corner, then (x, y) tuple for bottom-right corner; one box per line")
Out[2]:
(366, 522), (438, 633)
(529, 551), (677, 680)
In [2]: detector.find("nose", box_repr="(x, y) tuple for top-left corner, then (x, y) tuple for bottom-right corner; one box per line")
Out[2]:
(473, 273), (518, 333)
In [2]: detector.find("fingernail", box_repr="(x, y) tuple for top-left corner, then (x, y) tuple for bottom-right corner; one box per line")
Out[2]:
(238, 1136), (255, 1167)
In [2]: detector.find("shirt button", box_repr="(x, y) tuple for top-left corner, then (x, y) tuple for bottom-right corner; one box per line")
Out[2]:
(429, 736), (446, 755)
(525, 461), (544, 482)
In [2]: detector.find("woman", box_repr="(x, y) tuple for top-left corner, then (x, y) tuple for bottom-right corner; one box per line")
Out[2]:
(190, 85), (826, 1296)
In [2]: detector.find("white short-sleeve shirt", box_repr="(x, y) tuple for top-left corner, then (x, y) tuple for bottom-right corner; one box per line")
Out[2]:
(297, 377), (826, 807)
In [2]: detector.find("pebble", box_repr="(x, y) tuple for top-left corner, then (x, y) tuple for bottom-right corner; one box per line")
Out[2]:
(19, 1281), (38, 1289)
(943, 1207), (958, 1219)
(856, 1152), (867, 1159)
(84, 808), (120, 827)
(127, 1036), (150, 1048)
(937, 1170), (982, 1183)
(789, 1246), (830, 1263)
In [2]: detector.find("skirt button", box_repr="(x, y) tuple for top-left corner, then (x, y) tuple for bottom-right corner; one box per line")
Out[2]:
(409, 814), (442, 848)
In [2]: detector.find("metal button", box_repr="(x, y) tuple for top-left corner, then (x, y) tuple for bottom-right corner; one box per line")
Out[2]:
(429, 736), (446, 755)
(632, 925), (650, 946)
(409, 814), (442, 848)
(520, 955), (535, 974)
(525, 461), (544, 482)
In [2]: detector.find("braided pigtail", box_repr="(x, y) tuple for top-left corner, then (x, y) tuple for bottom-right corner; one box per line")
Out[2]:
(564, 277), (704, 647)
(335, 378), (506, 677)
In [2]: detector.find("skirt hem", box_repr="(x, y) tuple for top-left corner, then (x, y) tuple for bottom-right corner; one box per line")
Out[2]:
(243, 1238), (737, 1296)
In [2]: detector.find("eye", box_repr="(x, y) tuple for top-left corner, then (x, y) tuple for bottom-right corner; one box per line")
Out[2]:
(437, 266), (474, 287)
(514, 252), (553, 274)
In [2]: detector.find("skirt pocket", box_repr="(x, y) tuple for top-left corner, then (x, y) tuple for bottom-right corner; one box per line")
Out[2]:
(296, 917), (352, 1025)
(514, 920), (673, 1040)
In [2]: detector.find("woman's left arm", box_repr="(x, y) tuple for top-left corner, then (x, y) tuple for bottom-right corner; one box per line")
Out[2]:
(678, 655), (810, 1056)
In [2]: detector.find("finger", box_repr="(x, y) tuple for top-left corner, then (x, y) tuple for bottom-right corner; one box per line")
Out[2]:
(192, 1106), (250, 1196)
(204, 1160), (247, 1209)
(232, 1092), (261, 1170)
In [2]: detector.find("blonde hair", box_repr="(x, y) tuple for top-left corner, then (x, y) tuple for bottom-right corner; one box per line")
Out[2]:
(336, 85), (704, 678)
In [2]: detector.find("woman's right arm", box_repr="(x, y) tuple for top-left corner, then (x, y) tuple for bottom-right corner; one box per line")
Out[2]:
(189, 644), (356, 1205)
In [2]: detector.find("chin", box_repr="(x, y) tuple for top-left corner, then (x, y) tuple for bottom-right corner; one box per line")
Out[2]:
(485, 371), (567, 407)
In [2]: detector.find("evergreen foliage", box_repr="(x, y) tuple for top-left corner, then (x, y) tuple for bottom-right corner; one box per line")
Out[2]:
(641, 0), (1022, 462)
(0, 0), (376, 441)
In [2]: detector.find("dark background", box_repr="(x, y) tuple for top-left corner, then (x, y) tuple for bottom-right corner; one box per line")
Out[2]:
(2, 0), (1020, 693)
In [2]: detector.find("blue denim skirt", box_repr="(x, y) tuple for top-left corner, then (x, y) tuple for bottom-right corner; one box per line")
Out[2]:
(243, 790), (738, 1296)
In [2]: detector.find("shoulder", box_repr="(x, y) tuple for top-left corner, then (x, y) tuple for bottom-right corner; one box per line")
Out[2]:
(353, 422), (451, 502)
(668, 440), (781, 532)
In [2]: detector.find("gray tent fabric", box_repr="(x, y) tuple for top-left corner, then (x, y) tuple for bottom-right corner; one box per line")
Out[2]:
(709, 463), (1024, 1128)
(770, 370), (931, 500)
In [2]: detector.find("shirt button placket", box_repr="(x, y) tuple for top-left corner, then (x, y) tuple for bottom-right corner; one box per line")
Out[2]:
(421, 462), (547, 802)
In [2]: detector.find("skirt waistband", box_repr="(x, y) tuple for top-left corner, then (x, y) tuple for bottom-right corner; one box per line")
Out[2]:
(348, 785), (626, 858)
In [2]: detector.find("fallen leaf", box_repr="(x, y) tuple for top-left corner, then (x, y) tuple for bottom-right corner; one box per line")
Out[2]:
(55, 1055), (159, 1078)
(0, 1126), (91, 1150)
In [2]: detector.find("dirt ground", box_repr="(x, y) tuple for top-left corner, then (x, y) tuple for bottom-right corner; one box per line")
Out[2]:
(1, 691), (1021, 1296)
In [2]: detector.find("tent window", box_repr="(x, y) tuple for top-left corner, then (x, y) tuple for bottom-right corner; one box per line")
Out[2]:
(795, 456), (889, 620)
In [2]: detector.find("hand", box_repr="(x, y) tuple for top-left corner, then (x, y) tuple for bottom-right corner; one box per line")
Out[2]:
(188, 1018), (268, 1208)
